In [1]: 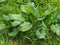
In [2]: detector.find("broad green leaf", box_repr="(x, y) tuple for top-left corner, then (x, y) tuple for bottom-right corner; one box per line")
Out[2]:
(55, 24), (60, 36)
(28, 2), (35, 7)
(51, 24), (57, 33)
(18, 22), (32, 32)
(21, 5), (34, 14)
(3, 15), (10, 21)
(36, 30), (45, 39)
(8, 28), (19, 36)
(0, 0), (6, 2)
(26, 5), (34, 14)
(9, 14), (25, 22)
(21, 5), (27, 13)
(11, 21), (21, 27)
(36, 22), (48, 39)
(56, 30), (60, 36)
(51, 24), (60, 36)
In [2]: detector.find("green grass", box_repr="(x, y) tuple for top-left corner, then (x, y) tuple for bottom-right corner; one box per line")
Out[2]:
(0, 0), (60, 45)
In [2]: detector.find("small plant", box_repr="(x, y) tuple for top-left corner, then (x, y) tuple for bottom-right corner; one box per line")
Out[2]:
(0, 0), (60, 45)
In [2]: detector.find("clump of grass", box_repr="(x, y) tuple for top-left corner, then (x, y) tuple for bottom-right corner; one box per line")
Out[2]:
(0, 0), (60, 45)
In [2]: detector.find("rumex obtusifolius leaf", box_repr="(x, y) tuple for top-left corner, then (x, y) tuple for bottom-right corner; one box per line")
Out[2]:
(18, 22), (32, 32)
(51, 24), (60, 36)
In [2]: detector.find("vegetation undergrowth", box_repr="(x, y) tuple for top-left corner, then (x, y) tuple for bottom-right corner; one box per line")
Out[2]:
(0, 0), (60, 45)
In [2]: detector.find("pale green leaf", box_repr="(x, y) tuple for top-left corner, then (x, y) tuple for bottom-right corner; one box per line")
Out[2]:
(51, 24), (60, 36)
(11, 21), (21, 27)
(18, 22), (32, 32)
(9, 14), (25, 21)
(8, 28), (19, 36)
(0, 0), (6, 2)
(36, 30), (45, 39)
